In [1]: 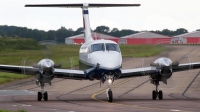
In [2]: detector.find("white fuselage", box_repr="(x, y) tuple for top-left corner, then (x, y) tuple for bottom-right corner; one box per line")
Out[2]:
(79, 39), (122, 70)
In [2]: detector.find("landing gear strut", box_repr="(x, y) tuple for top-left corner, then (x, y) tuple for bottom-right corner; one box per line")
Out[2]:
(37, 82), (48, 101)
(106, 75), (114, 102)
(152, 81), (163, 100)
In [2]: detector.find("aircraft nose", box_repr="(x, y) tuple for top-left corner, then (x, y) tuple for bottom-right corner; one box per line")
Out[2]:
(92, 52), (121, 69)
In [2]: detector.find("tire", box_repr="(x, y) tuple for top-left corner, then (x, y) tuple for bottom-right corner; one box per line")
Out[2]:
(159, 91), (163, 100)
(108, 91), (113, 102)
(44, 92), (48, 101)
(152, 90), (156, 100)
(38, 92), (42, 101)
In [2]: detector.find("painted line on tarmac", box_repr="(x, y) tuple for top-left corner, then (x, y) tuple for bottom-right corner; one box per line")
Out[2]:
(91, 78), (189, 112)
(170, 109), (181, 112)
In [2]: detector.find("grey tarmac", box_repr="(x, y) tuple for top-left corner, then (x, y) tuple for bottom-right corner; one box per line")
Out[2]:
(0, 45), (200, 112)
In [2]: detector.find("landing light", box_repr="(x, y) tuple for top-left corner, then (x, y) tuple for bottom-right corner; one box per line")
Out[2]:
(108, 79), (112, 84)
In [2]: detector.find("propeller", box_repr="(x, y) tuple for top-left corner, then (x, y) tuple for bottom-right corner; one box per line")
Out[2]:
(151, 45), (197, 91)
(136, 40), (183, 91)
(19, 41), (63, 77)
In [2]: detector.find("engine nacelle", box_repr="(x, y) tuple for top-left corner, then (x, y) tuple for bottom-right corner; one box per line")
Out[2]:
(35, 59), (56, 83)
(159, 67), (172, 81)
(150, 57), (174, 81)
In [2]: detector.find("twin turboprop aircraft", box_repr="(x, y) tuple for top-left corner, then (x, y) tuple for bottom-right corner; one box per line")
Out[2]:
(1, 3), (200, 102)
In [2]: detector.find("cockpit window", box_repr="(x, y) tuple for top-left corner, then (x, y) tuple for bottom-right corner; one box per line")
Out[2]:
(105, 43), (120, 52)
(91, 44), (105, 52)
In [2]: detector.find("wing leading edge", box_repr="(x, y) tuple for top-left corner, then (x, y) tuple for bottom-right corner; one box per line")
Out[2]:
(53, 68), (87, 80)
(172, 62), (200, 72)
(0, 64), (39, 75)
(0, 64), (86, 80)
(120, 62), (200, 79)
(120, 67), (157, 79)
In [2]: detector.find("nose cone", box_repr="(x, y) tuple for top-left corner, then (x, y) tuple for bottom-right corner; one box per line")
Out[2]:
(38, 59), (54, 69)
(162, 60), (171, 66)
(91, 51), (122, 70)
(154, 57), (172, 67)
(44, 61), (53, 68)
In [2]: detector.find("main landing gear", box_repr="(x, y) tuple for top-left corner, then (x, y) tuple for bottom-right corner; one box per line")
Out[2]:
(106, 75), (114, 102)
(152, 81), (163, 100)
(37, 82), (48, 101)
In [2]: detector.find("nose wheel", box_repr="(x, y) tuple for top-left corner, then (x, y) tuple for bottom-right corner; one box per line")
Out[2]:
(107, 89), (113, 102)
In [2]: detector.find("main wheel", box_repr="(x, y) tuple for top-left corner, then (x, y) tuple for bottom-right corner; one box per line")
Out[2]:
(38, 92), (42, 101)
(44, 91), (48, 101)
(107, 90), (113, 102)
(152, 90), (156, 100)
(158, 90), (163, 100)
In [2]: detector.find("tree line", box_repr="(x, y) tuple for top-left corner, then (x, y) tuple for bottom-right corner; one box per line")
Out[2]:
(0, 25), (199, 43)
(0, 38), (43, 51)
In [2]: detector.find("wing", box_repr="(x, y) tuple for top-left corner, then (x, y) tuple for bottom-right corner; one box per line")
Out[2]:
(0, 64), (87, 80)
(0, 64), (39, 75)
(120, 62), (200, 79)
(120, 67), (157, 79)
(172, 62), (200, 72)
(54, 68), (87, 80)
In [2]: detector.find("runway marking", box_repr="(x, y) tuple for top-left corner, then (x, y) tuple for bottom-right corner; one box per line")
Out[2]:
(91, 78), (189, 112)
(170, 109), (181, 112)
(13, 104), (32, 107)
(22, 104), (32, 106)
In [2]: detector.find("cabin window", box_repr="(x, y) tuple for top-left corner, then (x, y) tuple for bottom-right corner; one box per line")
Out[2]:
(105, 43), (120, 52)
(91, 44), (105, 52)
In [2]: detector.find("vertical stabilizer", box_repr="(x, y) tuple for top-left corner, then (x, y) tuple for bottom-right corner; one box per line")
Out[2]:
(25, 3), (140, 43)
(82, 3), (93, 42)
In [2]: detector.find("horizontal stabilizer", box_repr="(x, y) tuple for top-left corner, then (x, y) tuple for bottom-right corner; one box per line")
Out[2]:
(25, 3), (140, 8)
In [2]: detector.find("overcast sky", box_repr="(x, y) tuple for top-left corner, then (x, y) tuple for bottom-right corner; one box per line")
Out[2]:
(0, 0), (200, 32)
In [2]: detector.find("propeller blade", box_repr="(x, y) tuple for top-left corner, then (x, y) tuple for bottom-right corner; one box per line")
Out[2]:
(150, 62), (159, 67)
(32, 63), (40, 68)
(172, 61), (179, 66)
(54, 63), (61, 68)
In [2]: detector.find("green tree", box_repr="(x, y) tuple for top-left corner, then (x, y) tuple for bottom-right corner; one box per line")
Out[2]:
(74, 27), (84, 35)
(94, 25), (110, 34)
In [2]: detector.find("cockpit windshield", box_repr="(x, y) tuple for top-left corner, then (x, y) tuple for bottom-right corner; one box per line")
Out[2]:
(105, 43), (120, 52)
(91, 43), (105, 52)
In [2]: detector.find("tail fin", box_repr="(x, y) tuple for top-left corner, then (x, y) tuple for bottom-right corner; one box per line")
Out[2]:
(25, 3), (140, 43)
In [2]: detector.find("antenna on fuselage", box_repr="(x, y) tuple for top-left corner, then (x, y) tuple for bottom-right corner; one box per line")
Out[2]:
(25, 3), (140, 43)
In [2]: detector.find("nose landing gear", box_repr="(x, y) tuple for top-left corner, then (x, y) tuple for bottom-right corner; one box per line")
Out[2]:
(106, 75), (114, 102)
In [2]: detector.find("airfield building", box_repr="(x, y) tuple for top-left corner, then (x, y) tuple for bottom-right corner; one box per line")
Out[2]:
(120, 31), (172, 45)
(171, 31), (200, 44)
(65, 32), (119, 44)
